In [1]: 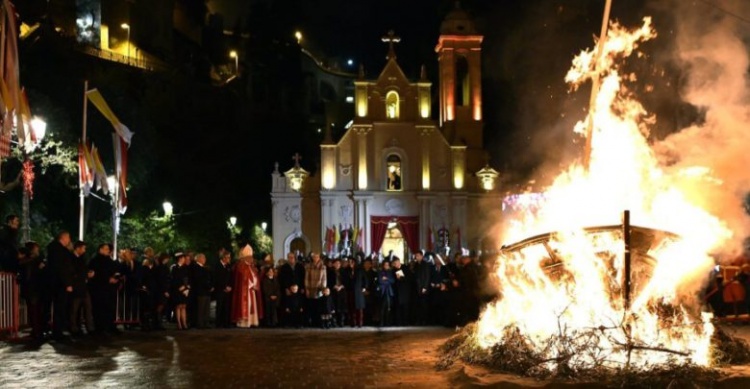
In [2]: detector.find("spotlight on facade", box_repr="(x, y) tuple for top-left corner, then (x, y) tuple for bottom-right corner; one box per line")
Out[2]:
(476, 165), (500, 192)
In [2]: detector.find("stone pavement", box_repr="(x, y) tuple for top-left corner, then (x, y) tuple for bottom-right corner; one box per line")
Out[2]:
(0, 327), (455, 389)
(3, 325), (750, 388)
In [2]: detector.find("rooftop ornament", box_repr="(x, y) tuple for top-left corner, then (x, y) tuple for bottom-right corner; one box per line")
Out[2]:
(284, 153), (309, 192)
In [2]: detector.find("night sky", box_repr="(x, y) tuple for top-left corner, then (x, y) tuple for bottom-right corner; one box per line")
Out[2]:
(15, 0), (720, 248)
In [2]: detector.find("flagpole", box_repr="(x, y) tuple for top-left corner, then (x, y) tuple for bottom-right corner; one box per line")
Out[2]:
(112, 133), (119, 261)
(79, 80), (88, 241)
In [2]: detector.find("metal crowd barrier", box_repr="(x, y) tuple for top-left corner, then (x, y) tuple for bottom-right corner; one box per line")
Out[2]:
(0, 272), (19, 339)
(115, 279), (140, 325)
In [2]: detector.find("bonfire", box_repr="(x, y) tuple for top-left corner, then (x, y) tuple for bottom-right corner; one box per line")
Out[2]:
(439, 7), (750, 388)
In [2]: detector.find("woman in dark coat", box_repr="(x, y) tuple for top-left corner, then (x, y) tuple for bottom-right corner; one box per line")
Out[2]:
(342, 257), (367, 327)
(170, 253), (191, 329)
(153, 253), (171, 329)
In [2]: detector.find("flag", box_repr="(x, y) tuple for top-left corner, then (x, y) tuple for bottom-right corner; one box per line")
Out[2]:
(334, 224), (340, 249)
(91, 144), (109, 194)
(86, 89), (134, 145)
(357, 225), (364, 250)
(113, 135), (128, 214)
(0, 132), (10, 158)
(0, 77), (12, 137)
(427, 226), (434, 252)
(326, 227), (334, 253)
(78, 142), (94, 195)
(2, 0), (20, 137)
(17, 88), (34, 146)
(352, 225), (359, 250)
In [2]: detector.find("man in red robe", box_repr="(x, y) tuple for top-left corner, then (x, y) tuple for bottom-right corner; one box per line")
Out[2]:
(231, 244), (263, 327)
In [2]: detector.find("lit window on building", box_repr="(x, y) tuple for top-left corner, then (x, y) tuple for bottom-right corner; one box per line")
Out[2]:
(385, 91), (399, 119)
(386, 154), (402, 191)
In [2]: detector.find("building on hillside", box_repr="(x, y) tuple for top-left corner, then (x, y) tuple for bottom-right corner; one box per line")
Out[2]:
(271, 5), (502, 261)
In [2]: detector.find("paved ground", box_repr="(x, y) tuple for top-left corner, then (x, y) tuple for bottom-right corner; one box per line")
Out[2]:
(3, 325), (750, 388)
(0, 327), (456, 389)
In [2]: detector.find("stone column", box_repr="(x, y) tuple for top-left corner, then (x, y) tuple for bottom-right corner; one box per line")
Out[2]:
(419, 126), (434, 190)
(469, 49), (482, 121)
(363, 198), (371, 253)
(354, 126), (371, 190)
(418, 196), (432, 252)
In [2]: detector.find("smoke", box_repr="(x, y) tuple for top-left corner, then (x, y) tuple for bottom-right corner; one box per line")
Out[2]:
(652, 0), (750, 257)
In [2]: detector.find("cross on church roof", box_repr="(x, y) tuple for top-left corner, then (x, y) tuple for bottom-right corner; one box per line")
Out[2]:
(382, 30), (401, 60)
(292, 153), (302, 167)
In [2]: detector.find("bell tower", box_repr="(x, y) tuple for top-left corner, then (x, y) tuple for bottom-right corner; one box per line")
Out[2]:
(436, 2), (484, 172)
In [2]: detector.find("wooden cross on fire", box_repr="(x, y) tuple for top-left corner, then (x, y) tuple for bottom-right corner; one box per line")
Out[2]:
(382, 30), (401, 60)
(292, 152), (302, 167)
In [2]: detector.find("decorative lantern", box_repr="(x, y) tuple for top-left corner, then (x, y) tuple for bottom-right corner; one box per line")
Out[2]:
(284, 153), (309, 192)
(475, 164), (500, 192)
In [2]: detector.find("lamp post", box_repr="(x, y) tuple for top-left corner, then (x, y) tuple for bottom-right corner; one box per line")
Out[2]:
(121, 23), (130, 64)
(163, 201), (173, 218)
(295, 31), (302, 44)
(21, 117), (47, 243)
(261, 221), (267, 232)
(229, 50), (238, 74)
(475, 164), (500, 192)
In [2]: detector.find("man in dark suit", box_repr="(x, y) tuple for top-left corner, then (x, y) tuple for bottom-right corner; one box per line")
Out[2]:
(46, 231), (75, 339)
(213, 250), (233, 328)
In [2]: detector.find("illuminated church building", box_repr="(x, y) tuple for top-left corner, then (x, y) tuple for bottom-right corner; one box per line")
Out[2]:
(271, 7), (502, 260)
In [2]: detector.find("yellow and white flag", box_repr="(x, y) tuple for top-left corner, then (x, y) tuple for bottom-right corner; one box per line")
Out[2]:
(86, 89), (134, 145)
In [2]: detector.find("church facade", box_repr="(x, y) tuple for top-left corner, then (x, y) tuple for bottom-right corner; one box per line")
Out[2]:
(271, 7), (502, 260)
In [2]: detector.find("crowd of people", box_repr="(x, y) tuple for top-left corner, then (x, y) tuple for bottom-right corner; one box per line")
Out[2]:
(0, 214), (498, 342)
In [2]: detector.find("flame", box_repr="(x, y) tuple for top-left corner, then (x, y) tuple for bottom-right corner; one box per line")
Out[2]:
(477, 17), (732, 370)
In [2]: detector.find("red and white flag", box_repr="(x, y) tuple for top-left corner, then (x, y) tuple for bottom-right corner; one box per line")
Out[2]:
(0, 131), (10, 158)
(78, 142), (94, 195)
(2, 0), (20, 137)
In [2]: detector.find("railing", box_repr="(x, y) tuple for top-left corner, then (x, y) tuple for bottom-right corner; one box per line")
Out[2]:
(0, 272), (19, 339)
(75, 45), (170, 72)
(115, 279), (140, 325)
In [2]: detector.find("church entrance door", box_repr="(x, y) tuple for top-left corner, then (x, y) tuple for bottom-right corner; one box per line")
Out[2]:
(380, 222), (406, 261)
(290, 237), (306, 255)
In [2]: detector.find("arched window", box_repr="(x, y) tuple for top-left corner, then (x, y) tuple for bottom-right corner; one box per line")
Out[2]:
(455, 56), (470, 107)
(386, 154), (402, 191)
(385, 91), (399, 119)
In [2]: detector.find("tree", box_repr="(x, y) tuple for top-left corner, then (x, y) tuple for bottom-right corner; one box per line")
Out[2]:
(249, 224), (272, 258)
(86, 210), (189, 255)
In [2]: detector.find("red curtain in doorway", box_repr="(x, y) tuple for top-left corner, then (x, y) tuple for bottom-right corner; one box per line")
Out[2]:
(397, 217), (420, 254)
(371, 216), (391, 254)
(371, 216), (420, 255)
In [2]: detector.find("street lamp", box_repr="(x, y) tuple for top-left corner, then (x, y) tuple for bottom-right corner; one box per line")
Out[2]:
(261, 222), (267, 232)
(30, 117), (46, 144)
(229, 216), (237, 227)
(229, 50), (238, 73)
(295, 31), (302, 44)
(121, 23), (130, 64)
(163, 201), (173, 217)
